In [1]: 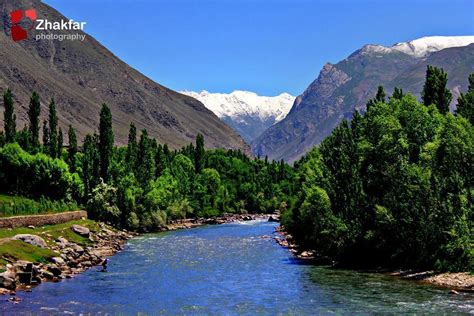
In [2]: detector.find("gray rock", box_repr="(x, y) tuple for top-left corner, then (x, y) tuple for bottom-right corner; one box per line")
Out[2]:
(71, 225), (90, 237)
(12, 234), (47, 248)
(56, 237), (69, 248)
(268, 215), (279, 222)
(47, 265), (62, 277)
(0, 273), (16, 290)
(51, 257), (65, 266)
(41, 270), (54, 279)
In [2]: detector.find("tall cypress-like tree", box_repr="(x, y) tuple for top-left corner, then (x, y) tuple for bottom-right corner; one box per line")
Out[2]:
(68, 125), (78, 170)
(136, 129), (155, 187)
(3, 89), (16, 143)
(99, 104), (114, 182)
(27, 92), (41, 152)
(195, 133), (205, 173)
(422, 65), (452, 114)
(57, 127), (63, 158)
(391, 87), (404, 100)
(42, 120), (50, 150)
(126, 122), (138, 169)
(48, 99), (58, 157)
(82, 133), (101, 195)
(456, 73), (474, 125)
(366, 86), (386, 110)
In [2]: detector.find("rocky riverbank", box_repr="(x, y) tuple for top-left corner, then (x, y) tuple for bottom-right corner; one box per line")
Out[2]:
(0, 220), (134, 301)
(274, 225), (474, 293)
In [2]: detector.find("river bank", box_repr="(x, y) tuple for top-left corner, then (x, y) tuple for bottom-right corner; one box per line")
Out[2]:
(0, 219), (133, 301)
(274, 225), (474, 293)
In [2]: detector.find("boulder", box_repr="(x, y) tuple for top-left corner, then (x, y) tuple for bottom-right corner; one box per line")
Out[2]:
(71, 225), (90, 237)
(12, 234), (47, 248)
(41, 270), (54, 279)
(0, 273), (16, 290)
(268, 215), (279, 222)
(56, 237), (69, 248)
(51, 257), (65, 266)
(47, 265), (62, 277)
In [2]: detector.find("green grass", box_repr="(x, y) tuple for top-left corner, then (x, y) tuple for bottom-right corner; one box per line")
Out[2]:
(0, 194), (79, 218)
(0, 240), (58, 266)
(0, 219), (105, 269)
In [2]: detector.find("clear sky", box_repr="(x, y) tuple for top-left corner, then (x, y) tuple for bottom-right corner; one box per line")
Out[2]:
(43, 0), (474, 96)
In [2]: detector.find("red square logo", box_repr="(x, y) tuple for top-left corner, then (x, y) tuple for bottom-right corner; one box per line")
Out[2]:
(9, 8), (37, 42)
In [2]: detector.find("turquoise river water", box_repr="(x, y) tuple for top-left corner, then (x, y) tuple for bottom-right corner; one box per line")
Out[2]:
(1, 220), (473, 314)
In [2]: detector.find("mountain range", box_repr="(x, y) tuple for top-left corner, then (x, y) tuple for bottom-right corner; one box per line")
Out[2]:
(180, 90), (294, 143)
(252, 36), (474, 162)
(0, 0), (250, 153)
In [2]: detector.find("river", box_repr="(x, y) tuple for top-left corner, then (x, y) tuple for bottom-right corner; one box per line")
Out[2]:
(2, 220), (473, 314)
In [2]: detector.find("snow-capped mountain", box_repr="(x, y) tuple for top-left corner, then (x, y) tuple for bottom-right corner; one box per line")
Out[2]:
(181, 90), (295, 143)
(362, 36), (474, 57)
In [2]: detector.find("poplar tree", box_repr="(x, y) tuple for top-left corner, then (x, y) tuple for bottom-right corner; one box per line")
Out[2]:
(126, 122), (138, 169)
(57, 127), (63, 158)
(48, 99), (58, 157)
(422, 65), (452, 114)
(456, 73), (474, 125)
(68, 125), (78, 169)
(99, 104), (114, 182)
(27, 92), (41, 152)
(42, 120), (50, 149)
(3, 89), (16, 143)
(195, 133), (205, 173)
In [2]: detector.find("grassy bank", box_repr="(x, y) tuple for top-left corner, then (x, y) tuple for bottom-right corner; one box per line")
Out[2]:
(0, 219), (100, 268)
(0, 195), (79, 218)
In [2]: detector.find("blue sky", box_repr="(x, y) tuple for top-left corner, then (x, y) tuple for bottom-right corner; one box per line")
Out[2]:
(43, 0), (474, 96)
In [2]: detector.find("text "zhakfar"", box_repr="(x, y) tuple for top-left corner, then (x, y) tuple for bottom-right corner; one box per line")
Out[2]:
(36, 19), (86, 30)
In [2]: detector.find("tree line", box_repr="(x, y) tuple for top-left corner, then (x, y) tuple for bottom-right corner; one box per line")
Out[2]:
(282, 66), (473, 272)
(0, 95), (296, 232)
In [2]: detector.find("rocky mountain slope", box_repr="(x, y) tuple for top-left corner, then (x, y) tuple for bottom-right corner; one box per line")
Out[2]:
(0, 0), (250, 153)
(252, 36), (474, 162)
(181, 90), (294, 142)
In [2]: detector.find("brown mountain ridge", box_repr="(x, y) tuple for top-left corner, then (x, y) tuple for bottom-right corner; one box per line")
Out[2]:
(0, 0), (250, 153)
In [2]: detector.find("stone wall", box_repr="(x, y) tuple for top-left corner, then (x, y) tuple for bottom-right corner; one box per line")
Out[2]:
(0, 211), (88, 228)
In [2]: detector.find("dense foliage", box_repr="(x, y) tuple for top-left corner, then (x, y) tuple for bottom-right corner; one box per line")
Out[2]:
(0, 65), (472, 272)
(283, 68), (473, 272)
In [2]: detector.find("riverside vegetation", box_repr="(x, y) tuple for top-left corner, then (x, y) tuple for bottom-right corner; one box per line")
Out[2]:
(0, 65), (472, 277)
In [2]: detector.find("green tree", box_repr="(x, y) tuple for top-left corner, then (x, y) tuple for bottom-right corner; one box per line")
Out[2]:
(422, 65), (452, 114)
(27, 92), (41, 152)
(136, 129), (156, 187)
(47, 99), (58, 158)
(82, 134), (101, 196)
(67, 125), (78, 169)
(3, 89), (16, 143)
(99, 104), (114, 182)
(455, 73), (474, 125)
(194, 133), (205, 173)
(57, 127), (63, 158)
(391, 87), (404, 100)
(126, 123), (138, 169)
(42, 120), (49, 150)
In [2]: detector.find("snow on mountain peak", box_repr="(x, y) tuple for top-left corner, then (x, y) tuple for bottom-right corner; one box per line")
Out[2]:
(362, 36), (474, 57)
(392, 36), (474, 57)
(181, 90), (295, 123)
